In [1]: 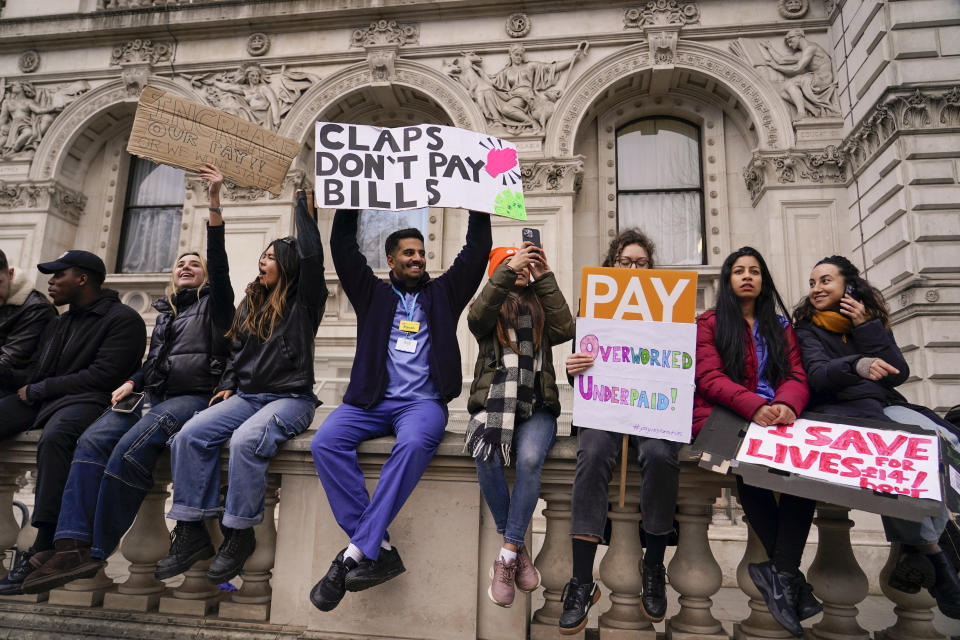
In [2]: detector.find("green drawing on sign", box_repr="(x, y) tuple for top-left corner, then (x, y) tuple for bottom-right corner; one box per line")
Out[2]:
(494, 189), (527, 220)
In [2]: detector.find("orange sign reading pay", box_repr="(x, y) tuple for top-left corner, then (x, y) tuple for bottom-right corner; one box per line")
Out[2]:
(578, 267), (698, 323)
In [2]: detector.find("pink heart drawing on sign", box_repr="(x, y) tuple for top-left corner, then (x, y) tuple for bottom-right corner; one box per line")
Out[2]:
(485, 147), (518, 178)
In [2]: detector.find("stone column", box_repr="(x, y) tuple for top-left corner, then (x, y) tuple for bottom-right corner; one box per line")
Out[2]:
(875, 542), (944, 640)
(807, 506), (868, 640)
(219, 474), (280, 621)
(48, 567), (114, 607)
(158, 518), (223, 617)
(531, 485), (575, 640)
(597, 493), (654, 639)
(0, 470), (22, 562)
(102, 474), (172, 612)
(733, 525), (792, 640)
(665, 485), (727, 640)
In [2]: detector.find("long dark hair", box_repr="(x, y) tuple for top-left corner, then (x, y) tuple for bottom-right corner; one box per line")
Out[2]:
(714, 247), (791, 387)
(227, 237), (300, 342)
(496, 287), (545, 354)
(793, 255), (890, 327)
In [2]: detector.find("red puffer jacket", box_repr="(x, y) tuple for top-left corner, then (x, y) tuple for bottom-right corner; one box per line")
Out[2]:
(692, 310), (809, 435)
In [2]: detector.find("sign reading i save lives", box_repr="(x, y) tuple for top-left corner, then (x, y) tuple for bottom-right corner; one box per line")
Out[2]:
(314, 122), (527, 219)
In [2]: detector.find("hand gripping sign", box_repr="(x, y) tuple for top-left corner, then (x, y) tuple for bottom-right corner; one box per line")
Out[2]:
(572, 267), (698, 443)
(314, 122), (526, 220)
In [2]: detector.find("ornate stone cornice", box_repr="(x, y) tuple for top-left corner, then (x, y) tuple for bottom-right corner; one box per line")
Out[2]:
(110, 39), (174, 66)
(189, 170), (309, 203)
(624, 1), (700, 29)
(520, 157), (584, 194)
(0, 181), (86, 223)
(743, 145), (846, 201)
(350, 20), (419, 48)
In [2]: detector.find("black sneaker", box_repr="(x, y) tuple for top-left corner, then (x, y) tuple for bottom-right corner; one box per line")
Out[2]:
(748, 561), (803, 637)
(639, 560), (667, 622)
(795, 570), (822, 621)
(155, 521), (215, 580)
(558, 577), (600, 635)
(928, 550), (960, 620)
(0, 548), (53, 596)
(206, 526), (256, 583)
(889, 549), (936, 594)
(310, 549), (349, 612)
(344, 546), (405, 592)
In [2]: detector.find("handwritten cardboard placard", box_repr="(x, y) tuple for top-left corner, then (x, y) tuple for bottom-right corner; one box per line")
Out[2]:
(314, 122), (526, 219)
(572, 268), (699, 443)
(127, 86), (300, 196)
(735, 418), (941, 500)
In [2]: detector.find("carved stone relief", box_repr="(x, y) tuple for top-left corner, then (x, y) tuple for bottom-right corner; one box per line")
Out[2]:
(520, 157), (584, 193)
(121, 65), (151, 96)
(195, 169), (308, 203)
(778, 0), (808, 19)
(624, 1), (700, 28)
(184, 63), (320, 131)
(506, 13), (531, 38)
(648, 28), (680, 65)
(350, 20), (419, 48)
(0, 181), (86, 222)
(445, 42), (588, 135)
(743, 145), (845, 200)
(18, 50), (40, 74)
(0, 80), (91, 159)
(368, 48), (398, 83)
(247, 32), (271, 57)
(110, 39), (174, 66)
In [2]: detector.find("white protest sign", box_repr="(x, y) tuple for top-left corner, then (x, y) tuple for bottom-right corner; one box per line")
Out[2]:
(573, 317), (696, 442)
(735, 418), (941, 500)
(314, 122), (526, 219)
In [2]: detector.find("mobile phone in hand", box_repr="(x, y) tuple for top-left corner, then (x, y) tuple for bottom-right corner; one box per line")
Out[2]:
(522, 227), (541, 248)
(844, 284), (860, 301)
(112, 391), (145, 413)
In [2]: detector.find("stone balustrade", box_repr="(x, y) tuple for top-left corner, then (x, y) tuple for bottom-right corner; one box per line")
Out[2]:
(0, 422), (949, 639)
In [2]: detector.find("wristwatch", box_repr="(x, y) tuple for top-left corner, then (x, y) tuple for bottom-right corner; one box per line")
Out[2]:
(208, 207), (223, 215)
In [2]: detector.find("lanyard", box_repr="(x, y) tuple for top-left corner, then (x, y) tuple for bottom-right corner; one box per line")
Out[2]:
(391, 286), (420, 322)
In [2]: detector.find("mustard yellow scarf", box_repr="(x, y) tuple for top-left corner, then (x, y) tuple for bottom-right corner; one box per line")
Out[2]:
(812, 310), (853, 341)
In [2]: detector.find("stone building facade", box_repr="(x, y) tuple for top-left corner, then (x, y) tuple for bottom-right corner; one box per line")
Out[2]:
(0, 0), (958, 638)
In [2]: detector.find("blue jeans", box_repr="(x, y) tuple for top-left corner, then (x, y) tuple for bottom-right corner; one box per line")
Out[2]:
(310, 399), (447, 560)
(55, 394), (208, 559)
(167, 392), (315, 529)
(474, 410), (556, 547)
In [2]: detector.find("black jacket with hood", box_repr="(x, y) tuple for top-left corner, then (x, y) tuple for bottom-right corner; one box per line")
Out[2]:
(0, 267), (56, 392)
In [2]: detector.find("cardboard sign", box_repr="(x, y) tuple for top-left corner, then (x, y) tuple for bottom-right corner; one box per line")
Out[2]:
(694, 408), (948, 522)
(736, 419), (941, 500)
(314, 122), (526, 219)
(572, 268), (699, 443)
(127, 86), (300, 196)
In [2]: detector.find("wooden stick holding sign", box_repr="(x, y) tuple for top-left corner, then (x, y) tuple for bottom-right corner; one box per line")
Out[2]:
(573, 267), (699, 507)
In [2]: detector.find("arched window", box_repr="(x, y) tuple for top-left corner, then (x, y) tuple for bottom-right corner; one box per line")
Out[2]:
(116, 157), (185, 273)
(357, 208), (429, 270)
(616, 118), (705, 265)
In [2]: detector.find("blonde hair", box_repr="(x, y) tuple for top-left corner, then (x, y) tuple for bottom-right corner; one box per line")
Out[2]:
(166, 251), (208, 316)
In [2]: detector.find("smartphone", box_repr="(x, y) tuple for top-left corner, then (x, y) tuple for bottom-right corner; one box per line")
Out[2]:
(522, 227), (541, 248)
(844, 284), (860, 301)
(112, 391), (145, 413)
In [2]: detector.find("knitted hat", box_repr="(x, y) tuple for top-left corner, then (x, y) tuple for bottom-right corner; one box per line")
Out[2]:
(488, 246), (519, 277)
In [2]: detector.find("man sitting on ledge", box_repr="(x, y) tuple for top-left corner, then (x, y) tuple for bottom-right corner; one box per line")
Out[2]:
(309, 208), (491, 611)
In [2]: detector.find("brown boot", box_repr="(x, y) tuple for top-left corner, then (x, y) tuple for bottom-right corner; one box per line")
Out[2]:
(488, 557), (517, 607)
(21, 539), (104, 594)
(515, 545), (541, 592)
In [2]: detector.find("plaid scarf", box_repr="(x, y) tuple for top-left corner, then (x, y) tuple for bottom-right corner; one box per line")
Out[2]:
(465, 313), (541, 465)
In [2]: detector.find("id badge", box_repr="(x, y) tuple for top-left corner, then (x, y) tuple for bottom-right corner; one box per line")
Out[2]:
(399, 320), (420, 333)
(396, 337), (418, 353)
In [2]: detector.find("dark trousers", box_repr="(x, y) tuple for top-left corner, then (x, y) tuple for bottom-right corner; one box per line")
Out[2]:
(0, 391), (43, 440)
(570, 427), (681, 538)
(736, 476), (816, 573)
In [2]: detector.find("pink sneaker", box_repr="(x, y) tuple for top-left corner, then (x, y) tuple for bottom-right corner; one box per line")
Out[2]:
(515, 545), (541, 592)
(488, 557), (516, 607)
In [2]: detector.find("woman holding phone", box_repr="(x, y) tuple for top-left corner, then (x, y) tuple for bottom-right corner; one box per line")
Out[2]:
(22, 164), (235, 593)
(466, 240), (575, 608)
(793, 255), (960, 619)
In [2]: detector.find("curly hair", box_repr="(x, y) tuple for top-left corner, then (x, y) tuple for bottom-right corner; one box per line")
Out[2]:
(602, 228), (656, 268)
(793, 255), (890, 327)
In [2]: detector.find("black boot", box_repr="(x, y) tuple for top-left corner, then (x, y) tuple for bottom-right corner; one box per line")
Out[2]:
(889, 547), (936, 594)
(207, 526), (256, 583)
(155, 521), (214, 580)
(748, 561), (803, 637)
(639, 560), (667, 622)
(310, 549), (349, 612)
(794, 570), (822, 621)
(928, 550), (960, 620)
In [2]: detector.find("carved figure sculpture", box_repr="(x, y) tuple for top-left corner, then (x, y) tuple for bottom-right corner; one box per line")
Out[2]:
(758, 28), (840, 120)
(446, 43), (587, 134)
(186, 63), (318, 131)
(0, 80), (90, 157)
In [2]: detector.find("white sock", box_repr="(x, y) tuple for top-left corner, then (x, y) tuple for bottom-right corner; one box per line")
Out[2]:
(499, 547), (517, 564)
(345, 543), (364, 564)
(380, 539), (392, 551)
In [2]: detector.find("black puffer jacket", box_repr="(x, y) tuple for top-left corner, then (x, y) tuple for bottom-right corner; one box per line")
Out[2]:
(219, 192), (327, 395)
(0, 268), (56, 392)
(131, 223), (234, 398)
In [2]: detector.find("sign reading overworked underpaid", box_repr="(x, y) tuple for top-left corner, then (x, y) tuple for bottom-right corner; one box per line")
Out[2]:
(127, 86), (300, 196)
(572, 267), (698, 443)
(314, 122), (526, 219)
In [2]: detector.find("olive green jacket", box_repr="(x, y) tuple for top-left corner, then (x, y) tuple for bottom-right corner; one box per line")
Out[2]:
(467, 262), (576, 417)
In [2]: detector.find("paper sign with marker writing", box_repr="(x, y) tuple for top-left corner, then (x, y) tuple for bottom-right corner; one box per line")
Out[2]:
(735, 419), (941, 501)
(572, 268), (699, 443)
(315, 122), (526, 219)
